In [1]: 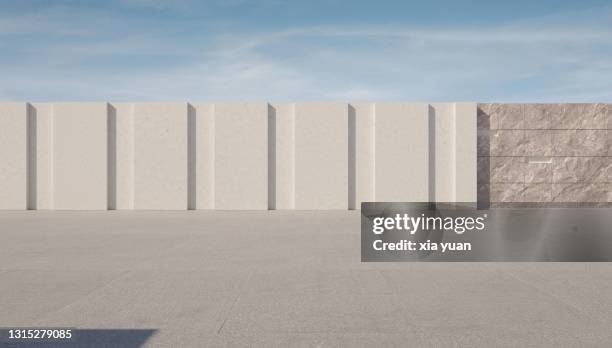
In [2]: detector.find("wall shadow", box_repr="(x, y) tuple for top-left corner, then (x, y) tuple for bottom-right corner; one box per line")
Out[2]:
(107, 104), (117, 210)
(5, 329), (157, 348)
(267, 104), (277, 210)
(476, 105), (491, 209)
(26, 103), (37, 210)
(427, 105), (436, 206)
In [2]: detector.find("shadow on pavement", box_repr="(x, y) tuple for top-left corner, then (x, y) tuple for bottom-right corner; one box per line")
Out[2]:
(3, 329), (157, 348)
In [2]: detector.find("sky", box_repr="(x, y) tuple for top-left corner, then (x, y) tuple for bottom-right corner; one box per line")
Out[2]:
(0, 0), (611, 102)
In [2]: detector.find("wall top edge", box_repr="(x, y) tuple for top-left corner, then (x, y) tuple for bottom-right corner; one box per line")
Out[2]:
(0, 101), (478, 105)
(3, 101), (612, 104)
(477, 102), (612, 105)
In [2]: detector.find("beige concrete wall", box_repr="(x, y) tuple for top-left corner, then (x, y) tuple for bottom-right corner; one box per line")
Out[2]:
(270, 103), (295, 210)
(432, 102), (477, 202)
(31, 103), (54, 209)
(352, 103), (375, 208)
(53, 103), (108, 210)
(374, 103), (430, 202)
(294, 103), (349, 209)
(191, 103), (215, 210)
(133, 103), (188, 210)
(0, 101), (477, 210)
(0, 103), (28, 209)
(455, 103), (477, 202)
(214, 103), (268, 210)
(113, 103), (134, 210)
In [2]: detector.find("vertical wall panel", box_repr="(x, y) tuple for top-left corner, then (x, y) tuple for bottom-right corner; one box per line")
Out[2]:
(455, 102), (477, 202)
(352, 102), (375, 208)
(0, 103), (27, 209)
(375, 103), (430, 202)
(431, 103), (455, 202)
(294, 103), (348, 209)
(187, 104), (196, 210)
(113, 103), (134, 210)
(191, 102), (215, 209)
(31, 103), (54, 209)
(53, 103), (108, 210)
(214, 102), (268, 210)
(0, 101), (478, 210)
(134, 103), (188, 210)
(271, 103), (295, 210)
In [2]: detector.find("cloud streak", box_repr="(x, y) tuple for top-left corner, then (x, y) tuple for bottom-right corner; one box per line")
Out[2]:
(0, 3), (611, 101)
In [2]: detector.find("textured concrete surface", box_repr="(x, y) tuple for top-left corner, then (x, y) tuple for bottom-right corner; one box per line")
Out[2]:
(133, 103), (188, 210)
(30, 103), (54, 210)
(53, 103), (108, 210)
(1, 102), (478, 210)
(270, 102), (295, 210)
(113, 103), (135, 210)
(352, 102), (375, 207)
(454, 103), (478, 202)
(214, 102), (268, 210)
(375, 103), (430, 202)
(0, 103), (27, 209)
(1, 211), (612, 347)
(294, 103), (349, 209)
(191, 102), (215, 210)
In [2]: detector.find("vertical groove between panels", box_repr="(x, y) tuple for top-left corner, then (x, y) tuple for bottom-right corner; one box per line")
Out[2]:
(267, 103), (276, 210)
(107, 103), (117, 210)
(428, 104), (436, 204)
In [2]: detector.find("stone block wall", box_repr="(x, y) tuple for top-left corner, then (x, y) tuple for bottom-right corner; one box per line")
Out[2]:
(478, 104), (612, 205)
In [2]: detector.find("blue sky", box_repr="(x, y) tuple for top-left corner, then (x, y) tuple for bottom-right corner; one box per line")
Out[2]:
(1, 0), (611, 101)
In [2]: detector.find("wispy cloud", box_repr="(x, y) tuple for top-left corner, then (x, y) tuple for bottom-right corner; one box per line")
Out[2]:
(0, 3), (611, 101)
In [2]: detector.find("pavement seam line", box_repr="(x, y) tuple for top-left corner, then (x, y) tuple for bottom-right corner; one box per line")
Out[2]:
(217, 268), (255, 335)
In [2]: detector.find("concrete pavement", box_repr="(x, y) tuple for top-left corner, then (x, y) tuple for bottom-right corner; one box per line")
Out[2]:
(1, 211), (611, 347)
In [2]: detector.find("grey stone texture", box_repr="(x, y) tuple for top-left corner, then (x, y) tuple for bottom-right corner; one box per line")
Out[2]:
(478, 103), (612, 204)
